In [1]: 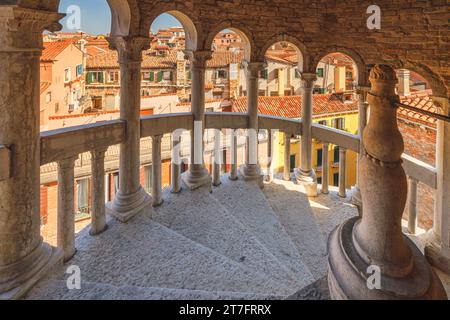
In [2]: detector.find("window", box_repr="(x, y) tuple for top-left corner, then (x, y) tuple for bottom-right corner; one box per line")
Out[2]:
(142, 71), (154, 82)
(45, 92), (52, 103)
(317, 149), (323, 167)
(318, 120), (327, 126)
(76, 64), (83, 77)
(274, 69), (279, 79)
(317, 68), (324, 78)
(346, 71), (353, 80)
(217, 70), (227, 79)
(54, 103), (59, 114)
(64, 68), (71, 83)
(86, 71), (104, 84)
(317, 177), (322, 185)
(333, 117), (345, 130)
(333, 173), (339, 187)
(262, 69), (269, 80)
(76, 178), (90, 220)
(334, 146), (340, 164)
(107, 71), (119, 83)
(290, 155), (296, 173)
(295, 68), (301, 79)
(163, 71), (172, 81)
(144, 165), (152, 194)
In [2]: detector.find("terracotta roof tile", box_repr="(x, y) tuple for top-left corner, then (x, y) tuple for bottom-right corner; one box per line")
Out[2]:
(398, 90), (437, 128)
(41, 39), (78, 61)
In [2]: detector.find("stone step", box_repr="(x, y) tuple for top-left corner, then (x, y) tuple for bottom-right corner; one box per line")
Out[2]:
(212, 175), (314, 288)
(64, 212), (292, 296)
(263, 179), (328, 280)
(26, 279), (283, 300)
(151, 184), (302, 291)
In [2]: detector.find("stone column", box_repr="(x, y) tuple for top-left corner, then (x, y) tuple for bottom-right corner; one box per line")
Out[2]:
(212, 129), (222, 186)
(0, 7), (63, 300)
(57, 157), (77, 262)
(152, 135), (163, 207)
(351, 87), (369, 214)
(338, 147), (347, 198)
(182, 51), (212, 190)
(90, 148), (108, 236)
(229, 129), (238, 181)
(407, 177), (418, 235)
(239, 61), (265, 188)
(425, 96), (450, 274)
(264, 130), (274, 182)
(171, 135), (182, 194)
(295, 73), (318, 197)
(105, 36), (151, 222)
(328, 65), (446, 300)
(283, 132), (291, 181)
(321, 143), (330, 194)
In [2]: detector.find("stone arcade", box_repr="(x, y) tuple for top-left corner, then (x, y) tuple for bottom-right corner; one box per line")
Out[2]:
(0, 1), (449, 300)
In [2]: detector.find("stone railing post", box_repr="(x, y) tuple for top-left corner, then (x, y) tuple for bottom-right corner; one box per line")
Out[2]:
(351, 87), (370, 215)
(328, 65), (446, 300)
(239, 61), (265, 188)
(265, 130), (274, 182)
(57, 156), (77, 262)
(229, 129), (238, 181)
(171, 134), (182, 194)
(90, 148), (108, 236)
(407, 176), (418, 235)
(152, 135), (163, 207)
(212, 129), (222, 186)
(0, 7), (63, 299)
(283, 132), (291, 181)
(425, 96), (450, 274)
(295, 73), (318, 196)
(338, 147), (347, 198)
(321, 143), (330, 194)
(182, 50), (212, 190)
(106, 36), (151, 222)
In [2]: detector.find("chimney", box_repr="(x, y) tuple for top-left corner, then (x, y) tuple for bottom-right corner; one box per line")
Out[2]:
(397, 69), (411, 96)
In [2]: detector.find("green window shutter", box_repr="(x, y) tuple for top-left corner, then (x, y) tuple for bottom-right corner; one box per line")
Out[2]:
(170, 71), (173, 81)
(263, 69), (268, 80)
(157, 71), (163, 82)
(99, 72), (104, 83)
(87, 72), (94, 84)
(188, 70), (192, 80)
(149, 72), (154, 82)
(317, 68), (324, 78)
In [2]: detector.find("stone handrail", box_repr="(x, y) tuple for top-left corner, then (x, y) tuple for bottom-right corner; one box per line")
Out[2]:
(141, 113), (193, 138)
(40, 120), (126, 165)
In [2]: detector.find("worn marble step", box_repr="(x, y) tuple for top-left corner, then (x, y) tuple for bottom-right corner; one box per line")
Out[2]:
(212, 175), (314, 288)
(263, 179), (328, 280)
(26, 279), (283, 300)
(151, 184), (303, 292)
(64, 212), (292, 296)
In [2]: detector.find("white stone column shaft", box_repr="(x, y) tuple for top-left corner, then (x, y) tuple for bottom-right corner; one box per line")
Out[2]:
(105, 37), (151, 222)
(212, 129), (222, 186)
(295, 73), (318, 196)
(152, 135), (163, 207)
(321, 143), (330, 194)
(171, 135), (181, 194)
(0, 7), (63, 299)
(90, 148), (108, 236)
(338, 147), (347, 198)
(229, 129), (238, 181)
(283, 132), (291, 181)
(265, 130), (274, 182)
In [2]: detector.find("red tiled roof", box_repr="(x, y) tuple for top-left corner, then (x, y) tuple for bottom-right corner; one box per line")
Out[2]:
(398, 90), (437, 128)
(87, 50), (178, 69)
(41, 39), (78, 61)
(231, 94), (358, 118)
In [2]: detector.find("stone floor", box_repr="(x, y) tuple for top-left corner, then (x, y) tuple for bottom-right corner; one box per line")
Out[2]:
(26, 175), (449, 300)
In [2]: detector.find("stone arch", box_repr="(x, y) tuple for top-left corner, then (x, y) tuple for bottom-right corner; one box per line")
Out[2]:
(106, 0), (141, 36)
(203, 21), (255, 61)
(258, 34), (308, 72)
(310, 46), (367, 87)
(141, 4), (201, 52)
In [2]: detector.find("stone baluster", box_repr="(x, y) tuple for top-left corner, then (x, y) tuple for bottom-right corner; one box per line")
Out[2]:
(90, 148), (108, 236)
(105, 36), (151, 222)
(425, 96), (450, 274)
(328, 65), (447, 300)
(57, 156), (77, 262)
(182, 51), (212, 190)
(0, 7), (64, 299)
(265, 130), (274, 182)
(152, 135), (163, 207)
(239, 61), (265, 188)
(338, 147), (347, 198)
(295, 73), (318, 196)
(407, 176), (418, 235)
(351, 87), (370, 215)
(212, 129), (222, 186)
(171, 134), (182, 194)
(283, 132), (291, 181)
(229, 129), (238, 181)
(321, 143), (330, 194)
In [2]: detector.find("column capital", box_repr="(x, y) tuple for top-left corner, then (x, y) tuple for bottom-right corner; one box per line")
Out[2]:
(185, 50), (213, 70)
(107, 36), (151, 64)
(0, 7), (63, 52)
(301, 73), (317, 88)
(242, 60), (266, 78)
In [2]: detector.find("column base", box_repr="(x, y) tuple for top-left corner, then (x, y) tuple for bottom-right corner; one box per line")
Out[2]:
(106, 187), (152, 223)
(0, 242), (63, 300)
(422, 231), (450, 275)
(181, 167), (211, 190)
(294, 168), (318, 197)
(327, 217), (447, 300)
(350, 186), (363, 216)
(239, 164), (264, 189)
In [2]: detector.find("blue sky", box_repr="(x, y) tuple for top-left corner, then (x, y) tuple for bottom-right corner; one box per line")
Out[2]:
(59, 0), (181, 35)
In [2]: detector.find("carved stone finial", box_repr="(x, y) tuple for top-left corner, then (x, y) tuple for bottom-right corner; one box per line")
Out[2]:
(369, 64), (398, 82)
